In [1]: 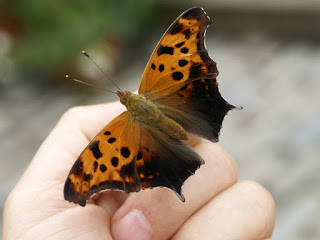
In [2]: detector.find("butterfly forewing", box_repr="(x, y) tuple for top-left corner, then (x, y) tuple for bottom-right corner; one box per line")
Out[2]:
(138, 6), (235, 142)
(64, 112), (141, 206)
(139, 7), (217, 99)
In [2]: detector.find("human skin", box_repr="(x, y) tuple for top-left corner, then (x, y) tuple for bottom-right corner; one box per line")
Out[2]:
(2, 101), (276, 240)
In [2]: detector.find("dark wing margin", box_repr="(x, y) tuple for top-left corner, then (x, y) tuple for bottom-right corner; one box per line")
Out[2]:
(136, 125), (204, 201)
(156, 7), (236, 141)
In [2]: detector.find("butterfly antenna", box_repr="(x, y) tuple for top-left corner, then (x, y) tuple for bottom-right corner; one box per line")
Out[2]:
(82, 51), (123, 93)
(66, 74), (117, 94)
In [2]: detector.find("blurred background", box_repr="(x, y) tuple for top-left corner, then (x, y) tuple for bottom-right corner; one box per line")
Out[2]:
(1, 0), (319, 238)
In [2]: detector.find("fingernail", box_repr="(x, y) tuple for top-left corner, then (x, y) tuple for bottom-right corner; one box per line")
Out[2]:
(113, 210), (151, 240)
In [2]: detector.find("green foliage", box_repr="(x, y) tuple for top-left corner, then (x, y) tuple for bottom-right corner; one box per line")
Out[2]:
(7, 0), (155, 74)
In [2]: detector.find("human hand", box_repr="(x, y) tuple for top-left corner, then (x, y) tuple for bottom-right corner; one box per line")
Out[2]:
(3, 101), (276, 240)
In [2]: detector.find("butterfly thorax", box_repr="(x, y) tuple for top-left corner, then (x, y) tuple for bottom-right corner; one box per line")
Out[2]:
(117, 90), (188, 140)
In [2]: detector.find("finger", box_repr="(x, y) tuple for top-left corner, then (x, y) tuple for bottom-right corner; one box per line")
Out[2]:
(172, 181), (276, 240)
(14, 101), (125, 191)
(111, 143), (238, 240)
(4, 205), (112, 240)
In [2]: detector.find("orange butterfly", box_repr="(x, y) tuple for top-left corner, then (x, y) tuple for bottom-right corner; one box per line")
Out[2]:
(64, 7), (235, 206)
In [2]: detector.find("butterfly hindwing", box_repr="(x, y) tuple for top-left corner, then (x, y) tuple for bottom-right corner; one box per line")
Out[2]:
(64, 111), (141, 206)
(157, 78), (235, 142)
(136, 124), (204, 201)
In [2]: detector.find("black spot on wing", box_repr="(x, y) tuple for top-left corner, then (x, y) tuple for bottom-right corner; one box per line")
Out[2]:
(175, 41), (185, 48)
(181, 47), (189, 54)
(99, 164), (107, 173)
(151, 63), (156, 70)
(90, 141), (103, 159)
(108, 137), (116, 143)
(111, 157), (119, 167)
(157, 45), (174, 56)
(94, 161), (98, 172)
(172, 72), (184, 81)
(178, 60), (188, 67)
(158, 64), (164, 72)
(104, 131), (111, 135)
(121, 147), (130, 158)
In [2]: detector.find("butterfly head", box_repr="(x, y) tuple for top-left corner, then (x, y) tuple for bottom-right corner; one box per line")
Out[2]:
(117, 90), (133, 106)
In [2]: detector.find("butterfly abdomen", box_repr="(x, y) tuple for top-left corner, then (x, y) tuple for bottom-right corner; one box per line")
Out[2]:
(119, 91), (187, 140)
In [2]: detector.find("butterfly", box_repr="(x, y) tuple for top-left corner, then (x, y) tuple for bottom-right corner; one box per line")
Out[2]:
(64, 7), (236, 206)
